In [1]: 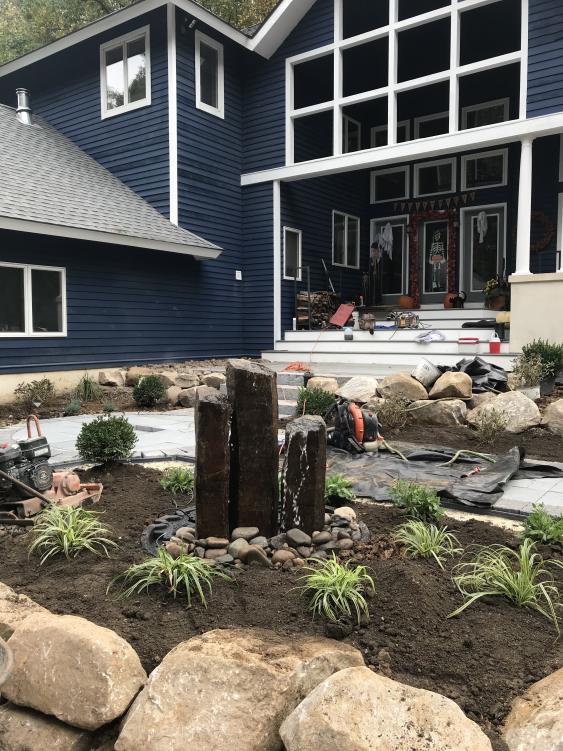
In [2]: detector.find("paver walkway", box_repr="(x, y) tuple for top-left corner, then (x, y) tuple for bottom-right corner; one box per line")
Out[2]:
(1, 412), (562, 518)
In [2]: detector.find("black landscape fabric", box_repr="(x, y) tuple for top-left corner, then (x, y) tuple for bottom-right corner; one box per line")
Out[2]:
(327, 445), (563, 509)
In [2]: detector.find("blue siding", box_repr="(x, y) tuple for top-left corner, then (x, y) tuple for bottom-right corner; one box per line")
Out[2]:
(243, 0), (334, 173)
(0, 9), (170, 216)
(0, 231), (248, 373)
(528, 0), (563, 116)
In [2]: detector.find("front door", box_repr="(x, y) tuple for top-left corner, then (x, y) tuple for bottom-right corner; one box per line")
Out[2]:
(462, 206), (505, 303)
(370, 216), (408, 306)
(419, 219), (450, 305)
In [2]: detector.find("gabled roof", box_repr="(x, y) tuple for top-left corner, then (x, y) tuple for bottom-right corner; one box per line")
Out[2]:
(0, 104), (221, 259)
(0, 0), (316, 77)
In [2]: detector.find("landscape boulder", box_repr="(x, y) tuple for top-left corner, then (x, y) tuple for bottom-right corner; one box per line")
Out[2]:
(337, 376), (379, 404)
(430, 371), (473, 400)
(466, 391), (541, 434)
(0, 582), (48, 640)
(2, 613), (147, 731)
(408, 399), (468, 426)
(178, 385), (217, 408)
(125, 367), (152, 386)
(201, 373), (226, 389)
(174, 372), (201, 389)
(306, 376), (339, 394)
(98, 370), (125, 388)
(503, 667), (562, 751)
(155, 371), (178, 388)
(0, 704), (93, 751)
(468, 392), (495, 410)
(280, 667), (493, 751)
(541, 399), (563, 435)
(114, 628), (364, 751)
(166, 386), (182, 406)
(378, 373), (428, 402)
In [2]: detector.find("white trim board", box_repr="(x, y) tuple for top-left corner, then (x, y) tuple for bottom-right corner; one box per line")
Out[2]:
(99, 25), (151, 120)
(167, 4), (178, 225)
(0, 217), (222, 260)
(283, 226), (303, 281)
(195, 30), (225, 119)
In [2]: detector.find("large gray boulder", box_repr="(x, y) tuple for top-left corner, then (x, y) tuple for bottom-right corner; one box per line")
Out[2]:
(125, 367), (152, 386)
(466, 391), (541, 434)
(408, 399), (468, 426)
(174, 372), (200, 389)
(280, 667), (493, 751)
(541, 399), (563, 435)
(378, 373), (428, 402)
(307, 376), (339, 394)
(430, 371), (473, 400)
(2, 613), (146, 731)
(337, 376), (379, 404)
(0, 704), (93, 751)
(178, 385), (217, 408)
(0, 582), (48, 641)
(503, 667), (563, 751)
(114, 628), (364, 751)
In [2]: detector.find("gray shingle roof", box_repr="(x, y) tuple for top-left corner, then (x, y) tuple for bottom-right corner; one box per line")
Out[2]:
(0, 104), (221, 257)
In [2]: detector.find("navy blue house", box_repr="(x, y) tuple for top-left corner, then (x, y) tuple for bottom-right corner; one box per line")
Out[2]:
(1, 0), (563, 374)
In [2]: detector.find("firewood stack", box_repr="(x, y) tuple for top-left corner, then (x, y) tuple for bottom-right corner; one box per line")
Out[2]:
(296, 291), (341, 329)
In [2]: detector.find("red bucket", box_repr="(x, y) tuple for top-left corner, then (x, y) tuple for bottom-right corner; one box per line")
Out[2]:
(489, 341), (501, 354)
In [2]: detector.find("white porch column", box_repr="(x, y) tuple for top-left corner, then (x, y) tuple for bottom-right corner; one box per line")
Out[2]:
(273, 180), (282, 343)
(514, 136), (534, 275)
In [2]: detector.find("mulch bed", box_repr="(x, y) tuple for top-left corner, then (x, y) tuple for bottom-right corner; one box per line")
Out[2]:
(1, 464), (562, 751)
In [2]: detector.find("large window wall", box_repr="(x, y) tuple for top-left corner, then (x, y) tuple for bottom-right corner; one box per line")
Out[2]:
(286, 0), (526, 164)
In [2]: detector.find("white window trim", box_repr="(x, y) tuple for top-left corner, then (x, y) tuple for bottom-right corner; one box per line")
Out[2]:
(370, 215), (410, 296)
(0, 262), (67, 338)
(195, 30), (225, 119)
(461, 97), (510, 130)
(100, 25), (151, 120)
(414, 157), (457, 197)
(370, 120), (410, 148)
(343, 114), (362, 153)
(370, 165), (410, 204)
(413, 111), (449, 139)
(283, 227), (303, 281)
(459, 203), (507, 290)
(332, 210), (361, 269)
(461, 148), (508, 191)
(557, 193), (563, 271)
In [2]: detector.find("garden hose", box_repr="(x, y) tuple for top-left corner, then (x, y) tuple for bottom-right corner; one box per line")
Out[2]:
(438, 450), (497, 467)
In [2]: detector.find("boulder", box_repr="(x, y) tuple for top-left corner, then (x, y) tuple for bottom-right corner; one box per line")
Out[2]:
(178, 385), (217, 408)
(228, 538), (251, 562)
(430, 372), (473, 400)
(337, 376), (379, 404)
(98, 370), (125, 388)
(467, 391), (541, 434)
(306, 377), (339, 395)
(409, 399), (468, 426)
(541, 399), (563, 435)
(0, 582), (48, 641)
(280, 667), (493, 751)
(378, 373), (428, 402)
(125, 367), (152, 386)
(332, 506), (356, 522)
(231, 526), (260, 541)
(0, 704), (93, 751)
(468, 392), (495, 410)
(114, 629), (364, 751)
(2, 613), (146, 731)
(155, 371), (178, 388)
(201, 373), (226, 389)
(166, 385), (182, 406)
(246, 545), (272, 567)
(175, 372), (201, 389)
(503, 668), (563, 751)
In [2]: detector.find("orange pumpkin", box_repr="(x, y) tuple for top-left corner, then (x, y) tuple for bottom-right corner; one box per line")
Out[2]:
(399, 295), (415, 310)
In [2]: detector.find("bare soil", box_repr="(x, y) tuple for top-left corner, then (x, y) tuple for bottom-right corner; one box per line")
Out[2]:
(1, 464), (562, 750)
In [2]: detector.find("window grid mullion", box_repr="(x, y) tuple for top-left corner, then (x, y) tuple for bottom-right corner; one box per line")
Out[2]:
(25, 266), (32, 335)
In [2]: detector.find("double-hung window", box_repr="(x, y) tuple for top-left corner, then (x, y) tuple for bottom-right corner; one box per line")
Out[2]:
(195, 31), (225, 118)
(332, 211), (360, 269)
(0, 263), (66, 337)
(100, 27), (151, 118)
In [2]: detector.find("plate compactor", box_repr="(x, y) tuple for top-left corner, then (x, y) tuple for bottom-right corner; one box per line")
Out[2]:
(0, 416), (103, 525)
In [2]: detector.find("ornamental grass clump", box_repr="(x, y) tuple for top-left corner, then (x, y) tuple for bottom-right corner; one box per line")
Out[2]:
(111, 547), (231, 608)
(73, 373), (102, 402)
(29, 505), (115, 564)
(160, 466), (195, 495)
(133, 375), (166, 408)
(76, 415), (137, 464)
(296, 386), (335, 417)
(325, 473), (355, 504)
(523, 504), (563, 546)
(449, 539), (563, 634)
(390, 480), (444, 522)
(298, 555), (375, 625)
(393, 520), (462, 569)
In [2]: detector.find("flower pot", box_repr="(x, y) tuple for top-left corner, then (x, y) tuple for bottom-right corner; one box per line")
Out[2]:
(486, 293), (508, 311)
(540, 377), (556, 397)
(517, 385), (540, 401)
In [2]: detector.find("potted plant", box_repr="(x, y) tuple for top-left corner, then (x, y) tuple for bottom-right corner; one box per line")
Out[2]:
(521, 339), (563, 396)
(510, 354), (544, 400)
(484, 274), (510, 311)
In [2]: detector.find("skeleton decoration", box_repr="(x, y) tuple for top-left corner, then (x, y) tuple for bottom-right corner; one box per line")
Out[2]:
(429, 229), (447, 291)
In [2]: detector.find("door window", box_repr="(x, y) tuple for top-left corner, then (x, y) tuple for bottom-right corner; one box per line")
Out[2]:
(423, 221), (448, 294)
(471, 213), (500, 292)
(372, 220), (407, 296)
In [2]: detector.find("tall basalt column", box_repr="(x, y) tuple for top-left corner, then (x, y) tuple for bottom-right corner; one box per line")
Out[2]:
(195, 392), (231, 540)
(227, 360), (279, 537)
(282, 416), (326, 535)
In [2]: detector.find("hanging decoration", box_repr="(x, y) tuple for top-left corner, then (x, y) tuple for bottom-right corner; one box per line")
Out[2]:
(393, 192), (476, 214)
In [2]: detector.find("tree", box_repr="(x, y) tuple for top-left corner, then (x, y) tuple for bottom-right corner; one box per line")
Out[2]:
(0, 0), (278, 65)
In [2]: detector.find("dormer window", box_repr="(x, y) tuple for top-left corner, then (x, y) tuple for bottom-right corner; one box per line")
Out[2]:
(100, 27), (151, 119)
(195, 31), (225, 119)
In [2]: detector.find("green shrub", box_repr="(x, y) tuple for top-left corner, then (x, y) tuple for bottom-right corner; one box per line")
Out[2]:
(298, 555), (375, 625)
(63, 398), (82, 416)
(160, 466), (195, 495)
(14, 378), (55, 409)
(133, 375), (166, 408)
(29, 505), (115, 564)
(76, 415), (137, 464)
(523, 504), (563, 546)
(325, 474), (355, 504)
(111, 547), (232, 607)
(449, 539), (563, 634)
(521, 339), (563, 380)
(474, 407), (508, 446)
(393, 521), (462, 569)
(390, 480), (444, 522)
(102, 401), (118, 414)
(296, 386), (335, 417)
(74, 373), (102, 402)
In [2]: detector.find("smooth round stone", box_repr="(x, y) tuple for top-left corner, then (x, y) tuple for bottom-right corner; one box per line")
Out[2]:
(338, 538), (354, 551)
(313, 531), (332, 545)
(296, 546), (313, 558)
(249, 536), (268, 548)
(165, 542), (183, 559)
(286, 529), (312, 547)
(352, 531), (362, 542)
(324, 514), (332, 525)
(318, 541), (339, 552)
(231, 527), (260, 542)
(215, 554), (235, 565)
(176, 527), (196, 542)
(309, 551), (328, 560)
(270, 533), (288, 550)
(333, 506), (357, 522)
(292, 558), (306, 568)
(195, 539), (208, 548)
(204, 548), (229, 560)
(272, 549), (296, 565)
(194, 546), (205, 558)
(228, 538), (251, 563)
(337, 529), (351, 540)
(246, 545), (271, 568)
(206, 537), (230, 549)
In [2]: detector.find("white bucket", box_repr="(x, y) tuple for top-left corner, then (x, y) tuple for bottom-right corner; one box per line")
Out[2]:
(411, 359), (442, 388)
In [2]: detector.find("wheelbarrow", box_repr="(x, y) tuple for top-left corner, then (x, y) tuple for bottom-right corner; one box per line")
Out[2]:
(0, 636), (14, 689)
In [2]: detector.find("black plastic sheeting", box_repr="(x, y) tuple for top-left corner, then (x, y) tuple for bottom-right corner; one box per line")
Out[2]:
(327, 445), (563, 510)
(439, 357), (509, 393)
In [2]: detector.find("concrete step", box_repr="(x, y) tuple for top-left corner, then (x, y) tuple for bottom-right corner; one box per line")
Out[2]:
(278, 399), (298, 417)
(273, 340), (511, 356)
(275, 372), (307, 386)
(263, 350), (515, 369)
(277, 383), (300, 400)
(283, 329), (500, 342)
